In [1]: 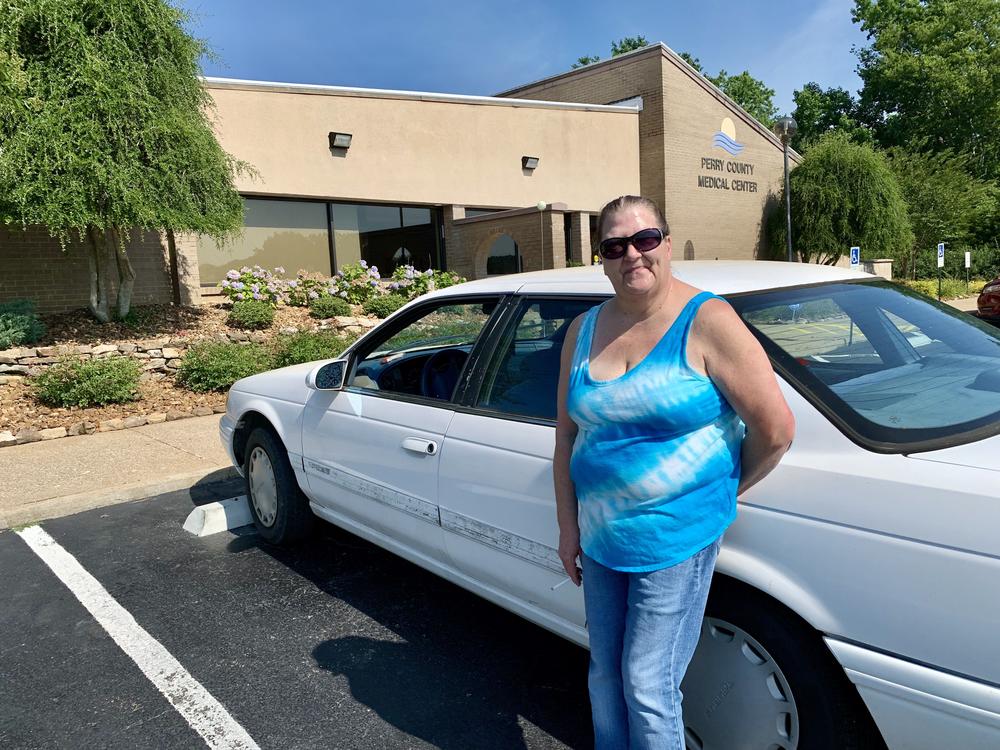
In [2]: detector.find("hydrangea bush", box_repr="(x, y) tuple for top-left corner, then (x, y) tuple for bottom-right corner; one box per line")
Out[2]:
(284, 271), (337, 307)
(219, 266), (288, 305)
(330, 261), (381, 304)
(388, 265), (465, 300)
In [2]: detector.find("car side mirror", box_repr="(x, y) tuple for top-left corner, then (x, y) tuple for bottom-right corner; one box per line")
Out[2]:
(306, 359), (348, 391)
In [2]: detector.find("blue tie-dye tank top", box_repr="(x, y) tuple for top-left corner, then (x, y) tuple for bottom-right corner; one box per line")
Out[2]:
(567, 291), (744, 572)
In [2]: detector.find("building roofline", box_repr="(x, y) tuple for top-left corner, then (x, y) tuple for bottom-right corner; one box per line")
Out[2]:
(496, 43), (802, 161)
(202, 76), (641, 115)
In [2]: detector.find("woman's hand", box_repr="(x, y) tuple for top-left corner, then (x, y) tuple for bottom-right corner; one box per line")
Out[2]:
(558, 525), (583, 586)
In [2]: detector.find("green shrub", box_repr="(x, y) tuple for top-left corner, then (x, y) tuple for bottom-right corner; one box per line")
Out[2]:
(219, 265), (286, 305)
(895, 277), (988, 300)
(34, 357), (141, 407)
(0, 299), (46, 349)
(362, 294), (407, 319)
(272, 331), (355, 368)
(228, 299), (275, 330)
(177, 342), (273, 392)
(330, 261), (381, 304)
(309, 295), (351, 319)
(285, 272), (334, 307)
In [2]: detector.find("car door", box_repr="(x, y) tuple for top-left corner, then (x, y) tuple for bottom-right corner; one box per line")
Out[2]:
(301, 295), (505, 565)
(438, 296), (603, 634)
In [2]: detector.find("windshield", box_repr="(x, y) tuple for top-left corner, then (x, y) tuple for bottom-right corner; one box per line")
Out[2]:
(731, 280), (1000, 451)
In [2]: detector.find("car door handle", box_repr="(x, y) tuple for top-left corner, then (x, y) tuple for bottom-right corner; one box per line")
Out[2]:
(401, 437), (438, 456)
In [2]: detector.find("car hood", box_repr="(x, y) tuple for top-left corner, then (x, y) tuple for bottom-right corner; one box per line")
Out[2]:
(230, 361), (319, 404)
(906, 431), (1000, 473)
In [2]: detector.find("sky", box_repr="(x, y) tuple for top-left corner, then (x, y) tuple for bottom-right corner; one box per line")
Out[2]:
(176, 0), (870, 116)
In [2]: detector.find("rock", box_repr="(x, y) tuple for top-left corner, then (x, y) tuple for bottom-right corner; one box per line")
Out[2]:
(215, 332), (230, 341)
(166, 359), (182, 369)
(248, 331), (268, 343)
(212, 404), (227, 414)
(358, 317), (379, 328)
(36, 346), (58, 357)
(40, 427), (67, 440)
(27, 367), (44, 377)
(167, 338), (187, 348)
(91, 344), (118, 356)
(55, 345), (75, 356)
(0, 375), (25, 385)
(0, 352), (18, 365)
(0, 364), (30, 375)
(162, 347), (182, 359)
(332, 316), (358, 327)
(229, 331), (248, 342)
(123, 416), (147, 429)
(146, 412), (167, 424)
(16, 429), (41, 444)
(24, 356), (59, 365)
(146, 348), (162, 358)
(192, 406), (214, 417)
(279, 326), (298, 335)
(98, 419), (125, 432)
(76, 345), (93, 355)
(133, 351), (150, 359)
(0, 430), (16, 447)
(343, 325), (364, 336)
(118, 343), (137, 354)
(144, 358), (166, 370)
(139, 371), (166, 382)
(67, 421), (87, 436)
(166, 409), (192, 421)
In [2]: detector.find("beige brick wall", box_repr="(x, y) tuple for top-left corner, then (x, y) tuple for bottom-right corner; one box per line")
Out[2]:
(0, 225), (177, 314)
(447, 207), (566, 279)
(500, 45), (801, 261)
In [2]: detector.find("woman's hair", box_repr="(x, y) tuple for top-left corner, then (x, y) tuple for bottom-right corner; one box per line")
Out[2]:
(597, 195), (670, 239)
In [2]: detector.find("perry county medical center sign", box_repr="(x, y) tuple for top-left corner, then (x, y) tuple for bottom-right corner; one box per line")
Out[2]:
(697, 117), (759, 194)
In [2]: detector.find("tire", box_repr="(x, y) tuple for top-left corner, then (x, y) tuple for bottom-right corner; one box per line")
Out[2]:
(243, 426), (315, 545)
(680, 577), (886, 750)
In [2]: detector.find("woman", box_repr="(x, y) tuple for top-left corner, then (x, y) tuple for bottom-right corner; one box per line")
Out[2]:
(553, 195), (795, 749)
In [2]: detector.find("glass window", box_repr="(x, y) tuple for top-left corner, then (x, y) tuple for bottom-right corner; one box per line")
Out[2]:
(332, 203), (439, 276)
(733, 281), (1000, 449)
(349, 301), (497, 401)
(198, 198), (330, 285)
(486, 235), (520, 275)
(476, 297), (600, 420)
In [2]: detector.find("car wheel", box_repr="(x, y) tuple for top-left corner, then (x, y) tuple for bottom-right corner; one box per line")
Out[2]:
(680, 577), (885, 750)
(243, 427), (315, 545)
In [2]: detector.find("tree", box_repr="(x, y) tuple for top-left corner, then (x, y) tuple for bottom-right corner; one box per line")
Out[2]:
(766, 132), (912, 265)
(854, 0), (1000, 181)
(790, 82), (872, 152)
(678, 52), (703, 73)
(709, 70), (778, 128)
(610, 36), (649, 57)
(0, 0), (251, 322)
(572, 36), (649, 69)
(886, 144), (999, 279)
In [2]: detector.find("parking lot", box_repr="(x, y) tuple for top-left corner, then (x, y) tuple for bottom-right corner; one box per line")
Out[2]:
(0, 481), (593, 750)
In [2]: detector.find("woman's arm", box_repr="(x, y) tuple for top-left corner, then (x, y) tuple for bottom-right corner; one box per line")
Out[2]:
(693, 299), (795, 496)
(554, 316), (583, 584)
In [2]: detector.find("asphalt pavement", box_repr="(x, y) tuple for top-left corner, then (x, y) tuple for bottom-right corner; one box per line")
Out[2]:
(0, 483), (593, 750)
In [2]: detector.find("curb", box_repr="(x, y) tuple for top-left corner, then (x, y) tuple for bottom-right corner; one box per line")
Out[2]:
(0, 465), (242, 530)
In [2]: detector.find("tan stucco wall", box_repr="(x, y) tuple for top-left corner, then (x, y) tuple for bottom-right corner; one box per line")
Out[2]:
(206, 84), (640, 212)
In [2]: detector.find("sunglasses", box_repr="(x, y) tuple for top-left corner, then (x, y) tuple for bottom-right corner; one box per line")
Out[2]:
(598, 228), (664, 260)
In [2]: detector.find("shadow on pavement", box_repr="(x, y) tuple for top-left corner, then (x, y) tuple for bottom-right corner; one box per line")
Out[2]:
(228, 523), (593, 749)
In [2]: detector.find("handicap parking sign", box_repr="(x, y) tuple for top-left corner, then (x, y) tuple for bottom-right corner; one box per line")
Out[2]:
(850, 246), (860, 269)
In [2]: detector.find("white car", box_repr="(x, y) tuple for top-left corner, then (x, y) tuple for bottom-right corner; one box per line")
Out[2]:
(221, 262), (1000, 750)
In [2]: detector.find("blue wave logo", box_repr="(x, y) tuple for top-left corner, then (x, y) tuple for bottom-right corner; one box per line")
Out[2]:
(713, 131), (744, 156)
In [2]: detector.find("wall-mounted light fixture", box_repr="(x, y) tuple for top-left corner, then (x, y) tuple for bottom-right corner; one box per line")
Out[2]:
(521, 155), (539, 170)
(329, 132), (353, 150)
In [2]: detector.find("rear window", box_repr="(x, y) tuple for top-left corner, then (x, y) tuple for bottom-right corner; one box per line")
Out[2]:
(731, 280), (1000, 452)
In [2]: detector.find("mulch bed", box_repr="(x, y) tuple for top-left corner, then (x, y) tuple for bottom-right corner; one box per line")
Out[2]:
(1, 301), (354, 438)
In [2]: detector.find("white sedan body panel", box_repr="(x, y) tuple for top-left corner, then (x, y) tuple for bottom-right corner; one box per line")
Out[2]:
(221, 263), (1000, 749)
(300, 388), (452, 565)
(437, 412), (586, 630)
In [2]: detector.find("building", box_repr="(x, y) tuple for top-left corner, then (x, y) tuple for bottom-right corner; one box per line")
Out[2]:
(0, 43), (799, 313)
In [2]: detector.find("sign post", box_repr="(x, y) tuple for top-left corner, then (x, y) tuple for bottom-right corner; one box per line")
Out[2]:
(965, 251), (971, 293)
(850, 246), (860, 271)
(937, 243), (945, 300)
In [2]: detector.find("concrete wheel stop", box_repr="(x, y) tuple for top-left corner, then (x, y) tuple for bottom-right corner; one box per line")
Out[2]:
(183, 496), (253, 536)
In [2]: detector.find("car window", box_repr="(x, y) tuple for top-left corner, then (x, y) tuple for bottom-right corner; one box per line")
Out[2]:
(350, 301), (496, 401)
(475, 297), (601, 420)
(732, 280), (1000, 450)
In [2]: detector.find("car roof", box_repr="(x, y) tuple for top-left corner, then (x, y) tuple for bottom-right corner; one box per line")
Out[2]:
(429, 261), (874, 298)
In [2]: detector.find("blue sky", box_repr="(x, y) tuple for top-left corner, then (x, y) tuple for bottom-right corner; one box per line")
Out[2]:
(177, 0), (869, 116)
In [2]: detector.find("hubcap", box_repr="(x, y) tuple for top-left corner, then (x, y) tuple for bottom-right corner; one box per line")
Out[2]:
(248, 446), (278, 527)
(681, 617), (799, 749)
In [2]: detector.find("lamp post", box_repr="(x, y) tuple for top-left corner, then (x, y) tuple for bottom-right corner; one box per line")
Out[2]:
(537, 201), (546, 273)
(772, 117), (797, 262)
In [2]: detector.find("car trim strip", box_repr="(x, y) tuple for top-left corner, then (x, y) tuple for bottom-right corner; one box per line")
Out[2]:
(304, 460), (440, 525)
(439, 508), (564, 574)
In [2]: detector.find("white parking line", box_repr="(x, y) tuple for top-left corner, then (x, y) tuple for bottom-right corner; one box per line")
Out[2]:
(16, 525), (260, 750)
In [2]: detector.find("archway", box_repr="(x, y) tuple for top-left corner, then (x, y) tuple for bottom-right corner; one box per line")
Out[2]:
(485, 234), (521, 275)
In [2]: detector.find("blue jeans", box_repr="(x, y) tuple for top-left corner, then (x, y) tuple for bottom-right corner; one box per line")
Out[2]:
(582, 539), (721, 750)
